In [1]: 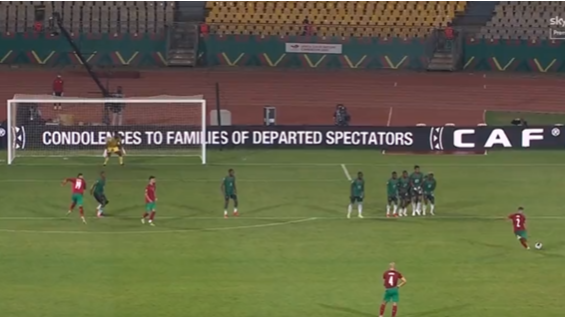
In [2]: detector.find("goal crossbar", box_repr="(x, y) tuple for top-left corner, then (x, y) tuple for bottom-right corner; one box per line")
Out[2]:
(7, 95), (207, 165)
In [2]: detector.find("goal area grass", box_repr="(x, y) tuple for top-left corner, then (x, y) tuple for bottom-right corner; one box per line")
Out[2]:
(1, 148), (565, 316)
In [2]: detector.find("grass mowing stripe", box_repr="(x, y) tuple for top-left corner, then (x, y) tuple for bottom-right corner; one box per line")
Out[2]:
(10, 162), (565, 167)
(0, 215), (564, 220)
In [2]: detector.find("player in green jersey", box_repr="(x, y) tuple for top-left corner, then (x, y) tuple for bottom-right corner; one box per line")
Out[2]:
(397, 171), (411, 217)
(222, 169), (239, 218)
(422, 173), (437, 216)
(409, 165), (425, 216)
(386, 171), (399, 218)
(90, 171), (109, 218)
(348, 171), (365, 219)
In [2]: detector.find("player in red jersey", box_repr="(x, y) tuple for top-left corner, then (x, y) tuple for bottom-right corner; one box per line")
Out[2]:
(508, 207), (529, 250)
(379, 262), (407, 317)
(62, 173), (87, 224)
(141, 176), (157, 226)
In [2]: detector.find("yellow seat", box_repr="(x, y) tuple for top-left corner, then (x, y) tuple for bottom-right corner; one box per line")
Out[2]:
(204, 1), (465, 37)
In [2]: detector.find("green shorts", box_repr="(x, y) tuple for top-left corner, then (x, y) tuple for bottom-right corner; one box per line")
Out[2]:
(350, 196), (363, 204)
(383, 287), (399, 303)
(71, 193), (84, 206)
(225, 194), (237, 201)
(145, 202), (156, 212)
(514, 230), (527, 240)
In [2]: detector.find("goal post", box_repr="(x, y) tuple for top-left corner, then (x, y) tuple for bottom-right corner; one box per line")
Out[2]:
(7, 94), (207, 165)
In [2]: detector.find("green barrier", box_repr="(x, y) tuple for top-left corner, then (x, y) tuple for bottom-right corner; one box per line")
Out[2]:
(198, 34), (565, 72)
(2, 31), (565, 72)
(0, 32), (167, 67)
(198, 34), (429, 70)
(463, 38), (565, 72)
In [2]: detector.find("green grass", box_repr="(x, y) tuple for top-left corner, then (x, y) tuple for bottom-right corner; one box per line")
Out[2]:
(2, 150), (565, 316)
(485, 110), (565, 125)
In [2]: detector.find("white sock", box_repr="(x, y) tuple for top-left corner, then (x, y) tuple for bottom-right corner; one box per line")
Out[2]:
(417, 202), (422, 212)
(386, 205), (391, 215)
(393, 205), (398, 215)
(423, 204), (427, 215)
(403, 208), (408, 216)
(412, 204), (416, 214)
(347, 204), (352, 216)
(431, 204), (435, 214)
(234, 208), (238, 213)
(358, 204), (363, 216)
(97, 204), (102, 210)
(224, 210), (228, 215)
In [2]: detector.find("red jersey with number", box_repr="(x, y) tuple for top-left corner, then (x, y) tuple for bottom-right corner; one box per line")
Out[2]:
(53, 77), (64, 93)
(145, 184), (156, 203)
(383, 270), (403, 288)
(67, 178), (86, 195)
(509, 213), (526, 231)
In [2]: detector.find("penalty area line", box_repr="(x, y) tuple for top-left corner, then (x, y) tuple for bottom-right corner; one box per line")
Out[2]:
(341, 164), (352, 181)
(0, 217), (319, 234)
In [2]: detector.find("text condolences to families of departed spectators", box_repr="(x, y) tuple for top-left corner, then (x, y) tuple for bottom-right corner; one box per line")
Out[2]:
(6, 125), (565, 151)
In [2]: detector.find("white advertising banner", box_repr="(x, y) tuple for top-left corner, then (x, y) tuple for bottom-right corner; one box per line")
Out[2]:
(285, 43), (343, 54)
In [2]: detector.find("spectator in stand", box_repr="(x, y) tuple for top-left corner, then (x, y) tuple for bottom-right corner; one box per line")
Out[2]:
(34, 20), (42, 33)
(444, 22), (455, 50)
(200, 22), (209, 35)
(302, 18), (310, 36)
(52, 74), (64, 110)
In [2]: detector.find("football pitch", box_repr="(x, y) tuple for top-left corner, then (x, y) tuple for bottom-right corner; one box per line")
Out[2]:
(1, 150), (565, 317)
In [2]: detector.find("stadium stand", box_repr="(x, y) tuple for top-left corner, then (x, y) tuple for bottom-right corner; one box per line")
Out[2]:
(480, 1), (562, 39)
(205, 1), (467, 38)
(0, 1), (175, 34)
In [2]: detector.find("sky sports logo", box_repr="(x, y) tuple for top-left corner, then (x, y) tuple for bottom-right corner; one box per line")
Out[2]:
(549, 17), (565, 39)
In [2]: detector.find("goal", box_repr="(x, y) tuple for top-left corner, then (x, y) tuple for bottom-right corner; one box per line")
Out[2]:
(6, 94), (207, 165)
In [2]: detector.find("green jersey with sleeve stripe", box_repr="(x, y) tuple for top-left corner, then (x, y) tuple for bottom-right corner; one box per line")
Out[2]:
(409, 172), (425, 187)
(423, 178), (437, 194)
(398, 177), (410, 194)
(223, 176), (236, 195)
(93, 178), (106, 195)
(387, 178), (399, 196)
(351, 178), (365, 197)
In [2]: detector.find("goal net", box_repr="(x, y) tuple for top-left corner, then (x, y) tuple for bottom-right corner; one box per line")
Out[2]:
(6, 94), (206, 165)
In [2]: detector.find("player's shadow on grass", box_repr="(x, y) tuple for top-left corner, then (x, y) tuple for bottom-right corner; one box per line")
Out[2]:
(461, 239), (510, 250)
(319, 304), (374, 317)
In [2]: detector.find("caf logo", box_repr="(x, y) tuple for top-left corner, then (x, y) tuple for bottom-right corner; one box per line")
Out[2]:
(12, 126), (26, 150)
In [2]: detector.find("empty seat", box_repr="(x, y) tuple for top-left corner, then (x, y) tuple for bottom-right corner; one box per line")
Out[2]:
(205, 1), (466, 37)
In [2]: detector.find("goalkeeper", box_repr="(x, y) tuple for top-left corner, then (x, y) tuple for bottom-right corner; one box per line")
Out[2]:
(103, 131), (124, 166)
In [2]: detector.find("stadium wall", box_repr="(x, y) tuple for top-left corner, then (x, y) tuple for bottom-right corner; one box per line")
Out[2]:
(0, 33), (167, 67)
(0, 32), (564, 72)
(198, 35), (565, 72)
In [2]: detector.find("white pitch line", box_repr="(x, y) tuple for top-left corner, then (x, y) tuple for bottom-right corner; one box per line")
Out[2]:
(0, 217), (318, 234)
(386, 107), (394, 126)
(340, 164), (352, 181)
(0, 215), (564, 220)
